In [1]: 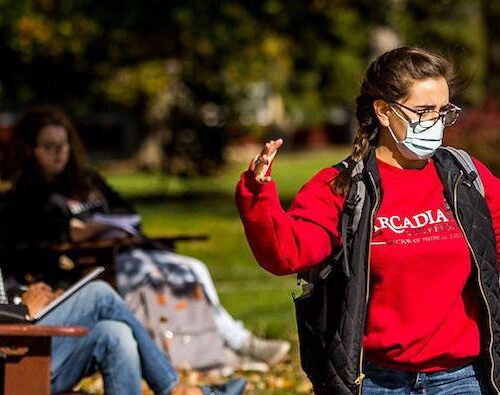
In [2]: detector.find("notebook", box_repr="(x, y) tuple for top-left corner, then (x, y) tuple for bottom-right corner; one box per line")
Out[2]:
(30, 266), (105, 322)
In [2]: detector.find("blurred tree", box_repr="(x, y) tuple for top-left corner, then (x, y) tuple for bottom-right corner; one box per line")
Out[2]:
(402, 0), (488, 105)
(0, 0), (497, 174)
(482, 0), (500, 97)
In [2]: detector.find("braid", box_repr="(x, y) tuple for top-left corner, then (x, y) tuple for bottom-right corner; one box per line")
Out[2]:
(331, 88), (378, 195)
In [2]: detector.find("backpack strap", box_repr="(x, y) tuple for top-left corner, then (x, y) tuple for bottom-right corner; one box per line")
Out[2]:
(338, 159), (366, 278)
(439, 146), (485, 197)
(297, 157), (365, 284)
(331, 156), (366, 233)
(332, 156), (357, 173)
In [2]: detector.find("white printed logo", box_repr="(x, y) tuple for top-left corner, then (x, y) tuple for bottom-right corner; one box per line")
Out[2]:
(374, 209), (449, 234)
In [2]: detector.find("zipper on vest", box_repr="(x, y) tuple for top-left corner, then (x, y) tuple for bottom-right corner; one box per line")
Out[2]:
(356, 171), (380, 394)
(453, 171), (500, 395)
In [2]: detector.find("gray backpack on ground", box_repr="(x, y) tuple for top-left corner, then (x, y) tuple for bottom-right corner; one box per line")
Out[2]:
(125, 282), (226, 370)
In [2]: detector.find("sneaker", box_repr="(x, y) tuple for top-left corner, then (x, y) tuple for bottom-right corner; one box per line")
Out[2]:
(237, 335), (290, 366)
(223, 347), (269, 373)
(199, 378), (247, 395)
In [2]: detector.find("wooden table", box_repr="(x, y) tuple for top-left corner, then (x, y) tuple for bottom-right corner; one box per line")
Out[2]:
(0, 324), (88, 395)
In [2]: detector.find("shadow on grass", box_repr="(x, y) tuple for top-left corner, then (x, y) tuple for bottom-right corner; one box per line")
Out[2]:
(128, 190), (230, 203)
(128, 190), (295, 211)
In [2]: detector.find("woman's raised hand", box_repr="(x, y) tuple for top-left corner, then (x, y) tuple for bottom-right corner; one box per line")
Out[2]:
(251, 138), (283, 184)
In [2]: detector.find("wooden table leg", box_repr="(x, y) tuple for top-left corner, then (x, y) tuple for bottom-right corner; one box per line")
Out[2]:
(2, 335), (52, 395)
(0, 325), (88, 395)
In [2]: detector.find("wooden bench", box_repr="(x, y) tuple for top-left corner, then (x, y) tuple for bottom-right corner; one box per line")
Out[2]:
(0, 233), (209, 289)
(49, 234), (209, 288)
(0, 324), (88, 395)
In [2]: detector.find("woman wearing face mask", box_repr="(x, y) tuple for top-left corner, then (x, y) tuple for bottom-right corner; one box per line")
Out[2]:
(236, 46), (500, 394)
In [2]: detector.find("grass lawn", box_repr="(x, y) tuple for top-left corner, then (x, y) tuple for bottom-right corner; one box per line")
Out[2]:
(102, 145), (350, 394)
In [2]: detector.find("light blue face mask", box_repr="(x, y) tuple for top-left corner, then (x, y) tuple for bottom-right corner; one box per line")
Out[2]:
(388, 108), (445, 160)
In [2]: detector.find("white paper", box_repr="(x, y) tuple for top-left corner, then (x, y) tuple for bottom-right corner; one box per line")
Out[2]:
(89, 213), (141, 236)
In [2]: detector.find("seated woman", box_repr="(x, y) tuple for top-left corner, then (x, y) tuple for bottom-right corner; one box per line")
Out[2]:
(0, 105), (290, 370)
(19, 278), (246, 395)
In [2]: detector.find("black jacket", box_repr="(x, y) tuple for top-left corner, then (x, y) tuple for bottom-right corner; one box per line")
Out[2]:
(0, 169), (136, 283)
(297, 148), (500, 395)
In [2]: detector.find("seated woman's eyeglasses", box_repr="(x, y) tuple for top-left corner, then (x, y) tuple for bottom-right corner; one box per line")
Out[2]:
(388, 101), (462, 131)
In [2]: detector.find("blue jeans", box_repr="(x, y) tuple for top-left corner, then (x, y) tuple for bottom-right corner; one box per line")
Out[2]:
(362, 361), (492, 394)
(39, 281), (179, 395)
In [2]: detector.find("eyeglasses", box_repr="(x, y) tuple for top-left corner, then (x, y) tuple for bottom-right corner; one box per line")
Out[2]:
(388, 101), (461, 131)
(36, 141), (70, 155)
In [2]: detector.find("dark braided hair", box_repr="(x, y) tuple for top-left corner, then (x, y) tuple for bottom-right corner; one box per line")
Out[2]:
(331, 46), (456, 194)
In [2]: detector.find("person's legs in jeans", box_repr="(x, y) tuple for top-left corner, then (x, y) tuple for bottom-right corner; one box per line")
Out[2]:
(362, 362), (492, 395)
(362, 364), (412, 394)
(50, 320), (143, 395)
(40, 281), (179, 395)
(425, 361), (491, 395)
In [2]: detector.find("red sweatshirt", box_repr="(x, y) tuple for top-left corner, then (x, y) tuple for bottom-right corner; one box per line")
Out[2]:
(236, 156), (500, 371)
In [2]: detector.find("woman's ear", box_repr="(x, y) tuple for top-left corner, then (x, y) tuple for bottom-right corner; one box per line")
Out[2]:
(373, 99), (391, 127)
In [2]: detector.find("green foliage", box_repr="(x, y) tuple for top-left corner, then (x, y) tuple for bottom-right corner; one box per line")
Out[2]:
(401, 0), (488, 105)
(0, 0), (497, 171)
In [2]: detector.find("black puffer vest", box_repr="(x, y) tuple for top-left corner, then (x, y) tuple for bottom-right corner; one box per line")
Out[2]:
(294, 147), (500, 394)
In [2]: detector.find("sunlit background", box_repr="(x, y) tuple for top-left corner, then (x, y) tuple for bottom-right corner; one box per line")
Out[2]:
(0, 1), (498, 170)
(0, 1), (498, 393)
